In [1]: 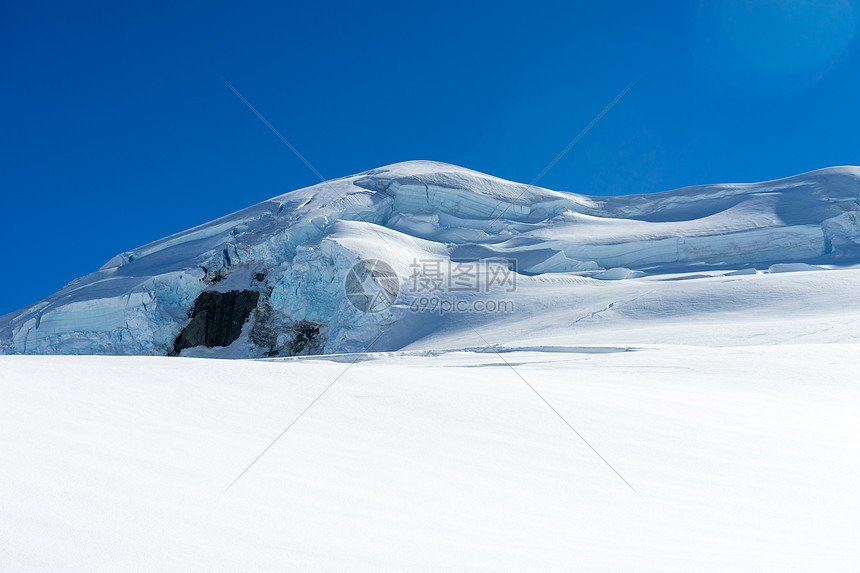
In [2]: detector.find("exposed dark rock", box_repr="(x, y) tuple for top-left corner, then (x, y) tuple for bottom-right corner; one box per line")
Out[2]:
(169, 290), (260, 356)
(248, 298), (325, 356)
(289, 321), (321, 355)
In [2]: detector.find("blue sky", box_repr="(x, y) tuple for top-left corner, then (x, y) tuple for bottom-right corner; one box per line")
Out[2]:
(2, 0), (859, 315)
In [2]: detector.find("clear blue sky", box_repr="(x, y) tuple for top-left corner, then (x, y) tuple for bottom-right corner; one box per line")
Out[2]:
(2, 0), (859, 315)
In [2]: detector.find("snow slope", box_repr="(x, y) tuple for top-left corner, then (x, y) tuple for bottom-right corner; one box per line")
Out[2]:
(2, 161), (860, 356)
(2, 347), (858, 571)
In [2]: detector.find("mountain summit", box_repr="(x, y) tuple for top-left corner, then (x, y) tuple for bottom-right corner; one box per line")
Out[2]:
(3, 161), (860, 356)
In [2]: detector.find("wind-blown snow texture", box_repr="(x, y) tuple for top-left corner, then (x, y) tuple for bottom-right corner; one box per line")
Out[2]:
(2, 161), (860, 356)
(2, 347), (858, 571)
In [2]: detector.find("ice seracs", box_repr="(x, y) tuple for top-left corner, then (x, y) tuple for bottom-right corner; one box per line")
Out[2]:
(2, 161), (859, 357)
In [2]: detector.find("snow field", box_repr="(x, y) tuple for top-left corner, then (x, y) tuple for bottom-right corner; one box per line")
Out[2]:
(1, 345), (858, 571)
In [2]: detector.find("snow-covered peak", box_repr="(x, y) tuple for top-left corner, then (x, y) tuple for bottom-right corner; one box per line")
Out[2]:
(2, 162), (859, 357)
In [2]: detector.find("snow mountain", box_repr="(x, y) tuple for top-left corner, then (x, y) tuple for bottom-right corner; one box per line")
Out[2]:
(2, 160), (860, 356)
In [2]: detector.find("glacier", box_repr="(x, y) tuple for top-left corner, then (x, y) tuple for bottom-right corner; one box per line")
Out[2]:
(2, 160), (859, 357)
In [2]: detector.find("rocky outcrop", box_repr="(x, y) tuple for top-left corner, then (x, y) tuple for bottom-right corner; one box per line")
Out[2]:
(169, 290), (260, 356)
